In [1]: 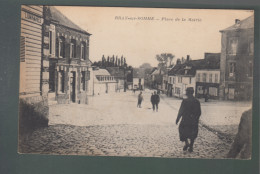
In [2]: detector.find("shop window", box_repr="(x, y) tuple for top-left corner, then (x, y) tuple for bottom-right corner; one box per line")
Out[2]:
(70, 39), (76, 58)
(229, 62), (236, 77)
(228, 37), (238, 55)
(58, 70), (65, 93)
(57, 36), (65, 58)
(81, 71), (86, 91)
(202, 73), (207, 82)
(81, 42), (86, 60)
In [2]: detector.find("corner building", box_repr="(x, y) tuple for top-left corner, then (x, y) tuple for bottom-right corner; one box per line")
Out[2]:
(219, 16), (254, 100)
(43, 6), (92, 104)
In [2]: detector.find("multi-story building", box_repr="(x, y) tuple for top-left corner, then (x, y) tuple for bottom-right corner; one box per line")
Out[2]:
(43, 6), (92, 104)
(195, 53), (220, 99)
(219, 16), (254, 100)
(168, 60), (198, 98)
(20, 5), (45, 102)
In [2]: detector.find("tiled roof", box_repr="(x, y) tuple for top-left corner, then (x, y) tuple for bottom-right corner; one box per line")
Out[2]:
(106, 67), (125, 78)
(220, 15), (254, 32)
(168, 53), (220, 76)
(48, 6), (91, 35)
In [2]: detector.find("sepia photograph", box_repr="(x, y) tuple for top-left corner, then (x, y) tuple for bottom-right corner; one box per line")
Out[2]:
(18, 5), (254, 159)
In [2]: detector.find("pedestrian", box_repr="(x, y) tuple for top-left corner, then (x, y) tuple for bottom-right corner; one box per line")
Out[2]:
(176, 87), (201, 152)
(137, 92), (143, 108)
(151, 91), (160, 112)
(226, 108), (252, 159)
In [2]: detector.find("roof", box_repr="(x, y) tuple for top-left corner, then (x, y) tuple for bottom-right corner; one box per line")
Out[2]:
(168, 53), (220, 76)
(106, 67), (124, 78)
(220, 15), (254, 32)
(93, 69), (111, 76)
(48, 6), (91, 35)
(133, 68), (145, 78)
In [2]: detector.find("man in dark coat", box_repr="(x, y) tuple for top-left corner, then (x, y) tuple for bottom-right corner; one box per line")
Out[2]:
(176, 87), (201, 152)
(227, 108), (252, 159)
(137, 91), (143, 108)
(151, 91), (160, 112)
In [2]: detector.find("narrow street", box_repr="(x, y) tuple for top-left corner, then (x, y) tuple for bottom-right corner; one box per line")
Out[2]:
(19, 89), (251, 159)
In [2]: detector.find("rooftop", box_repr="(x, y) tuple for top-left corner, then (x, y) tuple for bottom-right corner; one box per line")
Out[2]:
(47, 6), (91, 35)
(220, 15), (254, 32)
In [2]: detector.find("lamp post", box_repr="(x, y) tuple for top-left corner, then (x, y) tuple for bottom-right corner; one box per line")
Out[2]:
(124, 66), (126, 92)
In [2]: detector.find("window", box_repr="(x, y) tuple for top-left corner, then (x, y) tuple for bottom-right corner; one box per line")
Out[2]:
(20, 36), (26, 62)
(58, 70), (65, 93)
(178, 77), (182, 83)
(81, 71), (86, 91)
(81, 42), (86, 60)
(249, 38), (254, 55)
(189, 77), (192, 84)
(70, 39), (76, 58)
(57, 37), (65, 58)
(215, 74), (218, 83)
(202, 73), (207, 82)
(228, 37), (238, 55)
(49, 31), (52, 54)
(197, 73), (200, 82)
(209, 73), (213, 83)
(229, 62), (236, 77)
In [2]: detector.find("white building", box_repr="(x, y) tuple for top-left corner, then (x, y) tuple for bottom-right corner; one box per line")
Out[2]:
(93, 68), (117, 95)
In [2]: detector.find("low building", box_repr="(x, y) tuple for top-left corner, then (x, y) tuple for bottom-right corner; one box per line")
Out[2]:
(43, 6), (92, 104)
(93, 68), (117, 95)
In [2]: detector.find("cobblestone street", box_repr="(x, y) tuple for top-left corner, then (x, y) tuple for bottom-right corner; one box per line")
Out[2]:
(19, 90), (251, 159)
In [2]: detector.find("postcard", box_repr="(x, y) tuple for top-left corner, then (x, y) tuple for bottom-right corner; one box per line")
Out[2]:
(18, 5), (254, 159)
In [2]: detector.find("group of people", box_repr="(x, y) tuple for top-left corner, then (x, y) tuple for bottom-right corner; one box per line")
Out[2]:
(136, 87), (251, 157)
(137, 91), (160, 112)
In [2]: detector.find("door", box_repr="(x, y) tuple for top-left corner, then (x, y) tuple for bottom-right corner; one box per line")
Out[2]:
(70, 71), (76, 102)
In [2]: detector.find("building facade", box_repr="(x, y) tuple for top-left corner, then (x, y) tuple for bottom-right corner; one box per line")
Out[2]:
(219, 16), (254, 100)
(43, 6), (92, 104)
(20, 5), (45, 102)
(93, 68), (117, 95)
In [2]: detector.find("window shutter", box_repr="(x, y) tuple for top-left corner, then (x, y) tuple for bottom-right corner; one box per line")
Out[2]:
(20, 36), (26, 62)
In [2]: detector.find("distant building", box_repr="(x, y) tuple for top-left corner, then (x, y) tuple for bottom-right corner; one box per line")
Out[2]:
(133, 68), (145, 90)
(219, 16), (254, 100)
(43, 6), (92, 104)
(195, 53), (220, 99)
(93, 68), (117, 95)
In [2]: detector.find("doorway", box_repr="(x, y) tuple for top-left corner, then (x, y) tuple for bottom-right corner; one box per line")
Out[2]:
(70, 71), (76, 102)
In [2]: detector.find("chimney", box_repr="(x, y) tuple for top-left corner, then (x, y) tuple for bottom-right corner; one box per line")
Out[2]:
(186, 55), (190, 62)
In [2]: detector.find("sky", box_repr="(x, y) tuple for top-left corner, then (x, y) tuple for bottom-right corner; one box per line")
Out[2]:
(55, 6), (253, 68)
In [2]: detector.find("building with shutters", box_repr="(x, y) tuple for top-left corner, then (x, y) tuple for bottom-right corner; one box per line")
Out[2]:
(43, 6), (92, 104)
(20, 5), (45, 102)
(219, 16), (254, 100)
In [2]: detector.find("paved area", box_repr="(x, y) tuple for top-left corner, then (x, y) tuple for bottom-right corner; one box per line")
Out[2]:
(19, 89), (251, 159)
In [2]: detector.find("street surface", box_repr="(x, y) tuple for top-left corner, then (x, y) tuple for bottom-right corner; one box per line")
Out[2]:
(19, 89), (251, 159)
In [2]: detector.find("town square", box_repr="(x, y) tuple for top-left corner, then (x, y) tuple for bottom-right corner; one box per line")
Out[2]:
(19, 6), (254, 159)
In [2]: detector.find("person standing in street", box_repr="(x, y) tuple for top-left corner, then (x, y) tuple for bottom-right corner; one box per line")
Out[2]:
(151, 91), (160, 112)
(176, 87), (201, 152)
(137, 91), (143, 108)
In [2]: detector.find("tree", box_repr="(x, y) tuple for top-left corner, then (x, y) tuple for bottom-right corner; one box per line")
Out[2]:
(155, 53), (175, 70)
(139, 63), (152, 69)
(115, 56), (118, 66)
(102, 55), (105, 67)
